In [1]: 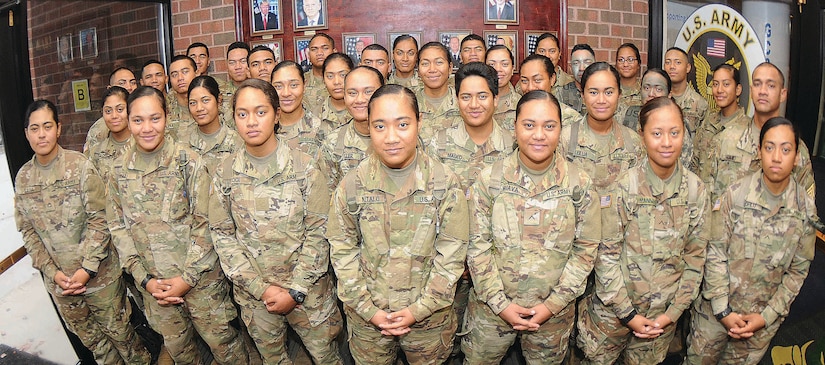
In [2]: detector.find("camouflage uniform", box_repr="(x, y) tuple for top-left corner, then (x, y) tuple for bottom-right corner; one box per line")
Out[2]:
(620, 81), (642, 106)
(279, 108), (328, 157)
(387, 71), (422, 89)
(462, 153), (601, 364)
(209, 138), (343, 365)
(303, 70), (329, 112)
(672, 87), (708, 138)
(578, 162), (709, 365)
(553, 68), (576, 99)
(493, 84), (520, 131)
(557, 81), (585, 115)
(15, 147), (150, 365)
(85, 133), (131, 184)
(220, 79), (238, 130)
(316, 96), (352, 132)
(183, 123), (244, 173)
(685, 171), (816, 365)
(693, 107), (749, 183)
(166, 92), (197, 141)
(83, 117), (109, 153)
(319, 120), (371, 190)
(413, 85), (461, 141)
(107, 138), (247, 365)
(328, 152), (469, 365)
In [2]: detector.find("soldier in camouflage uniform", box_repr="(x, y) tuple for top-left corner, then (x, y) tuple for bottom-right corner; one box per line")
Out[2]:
(388, 34), (422, 88)
(578, 97), (709, 365)
(328, 85), (469, 365)
(665, 47), (708, 138)
(686, 118), (816, 365)
(222, 41), (252, 130)
(272, 61), (328, 157)
(529, 32), (572, 98)
(486, 46), (520, 130)
(616, 43), (642, 106)
(694, 64), (749, 182)
(84, 68), (138, 153)
(210, 79), (343, 365)
(165, 55), (199, 141)
(461, 91), (600, 365)
(16, 100), (151, 365)
(86, 87), (132, 183)
(557, 44), (595, 115)
(318, 66), (385, 191)
(414, 42), (461, 140)
(184, 76), (244, 172)
(108, 87), (247, 365)
(303, 33), (336, 110)
(705, 63), (815, 243)
(248, 45), (277, 83)
(315, 53), (354, 128)
(518, 54), (581, 130)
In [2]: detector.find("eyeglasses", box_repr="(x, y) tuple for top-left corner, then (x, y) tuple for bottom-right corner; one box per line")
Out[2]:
(617, 57), (637, 64)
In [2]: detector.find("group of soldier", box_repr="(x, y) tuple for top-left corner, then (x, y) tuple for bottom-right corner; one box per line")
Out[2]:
(14, 29), (817, 365)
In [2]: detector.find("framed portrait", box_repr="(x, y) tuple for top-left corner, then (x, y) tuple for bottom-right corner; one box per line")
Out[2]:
(524, 30), (558, 58)
(485, 0), (519, 25)
(251, 0), (283, 36)
(79, 28), (97, 59)
(57, 34), (73, 64)
(294, 0), (327, 31)
(342, 33), (376, 64)
(251, 39), (283, 63)
(294, 35), (313, 72)
(387, 32), (422, 50)
(484, 30), (518, 71)
(438, 30), (471, 71)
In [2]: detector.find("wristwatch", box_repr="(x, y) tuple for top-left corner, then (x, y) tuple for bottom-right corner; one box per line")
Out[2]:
(141, 274), (154, 290)
(288, 289), (306, 304)
(715, 306), (733, 321)
(82, 267), (97, 279)
(619, 309), (638, 326)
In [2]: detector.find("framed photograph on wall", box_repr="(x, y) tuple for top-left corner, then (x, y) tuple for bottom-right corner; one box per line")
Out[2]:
(79, 27), (97, 59)
(251, 39), (283, 63)
(57, 34), (73, 64)
(294, 0), (327, 31)
(342, 33), (376, 64)
(484, 30), (518, 71)
(485, 0), (519, 25)
(438, 30), (471, 71)
(387, 32), (422, 50)
(294, 35), (313, 72)
(524, 30), (558, 58)
(251, 0), (283, 36)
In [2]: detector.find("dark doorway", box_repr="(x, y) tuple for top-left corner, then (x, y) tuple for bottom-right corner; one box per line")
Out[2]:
(0, 0), (34, 181)
(788, 1), (825, 156)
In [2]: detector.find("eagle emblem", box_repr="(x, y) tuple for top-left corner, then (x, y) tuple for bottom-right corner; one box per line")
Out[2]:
(690, 53), (742, 112)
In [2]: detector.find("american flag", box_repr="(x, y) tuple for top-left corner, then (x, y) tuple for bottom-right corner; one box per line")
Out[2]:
(527, 34), (538, 55)
(296, 39), (310, 71)
(707, 39), (726, 58)
(486, 34), (499, 48)
(346, 37), (359, 61)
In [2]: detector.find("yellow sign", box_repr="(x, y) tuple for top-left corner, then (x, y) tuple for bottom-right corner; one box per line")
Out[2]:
(71, 79), (91, 112)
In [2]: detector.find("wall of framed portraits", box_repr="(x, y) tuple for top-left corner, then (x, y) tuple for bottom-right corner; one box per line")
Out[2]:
(238, 0), (565, 75)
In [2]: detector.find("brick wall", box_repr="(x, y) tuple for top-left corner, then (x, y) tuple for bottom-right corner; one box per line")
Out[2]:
(171, 0), (237, 77)
(566, 0), (649, 68)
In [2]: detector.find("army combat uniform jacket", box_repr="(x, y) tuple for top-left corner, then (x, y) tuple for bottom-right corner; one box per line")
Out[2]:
(493, 84), (520, 130)
(85, 134), (131, 184)
(414, 85), (461, 141)
(694, 107), (749, 182)
(183, 124), (244, 173)
(279, 107), (326, 157)
(319, 120), (372, 190)
(328, 152), (470, 323)
(388, 72), (422, 89)
(165, 93), (197, 141)
(672, 86), (708, 138)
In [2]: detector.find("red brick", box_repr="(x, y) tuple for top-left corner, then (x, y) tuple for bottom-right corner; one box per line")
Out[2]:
(179, 23), (201, 38)
(588, 0), (610, 9)
(178, 0), (200, 12)
(190, 9), (212, 22)
(577, 8), (599, 22)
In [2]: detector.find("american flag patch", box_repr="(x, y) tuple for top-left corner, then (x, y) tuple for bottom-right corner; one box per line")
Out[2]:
(707, 39), (726, 58)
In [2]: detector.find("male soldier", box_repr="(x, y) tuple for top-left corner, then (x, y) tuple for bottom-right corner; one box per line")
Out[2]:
(187, 42), (213, 78)
(210, 79), (343, 365)
(17, 100), (151, 365)
(304, 33), (337, 109)
(140, 59), (167, 94)
(319, 65), (384, 190)
(460, 34), (487, 65)
(247, 45), (276, 82)
(533, 32), (574, 97)
(519, 54), (581, 129)
(108, 86), (248, 364)
(414, 42), (460, 140)
(328, 84), (469, 364)
(424, 62), (514, 362)
(360, 43), (391, 80)
(221, 41), (251, 129)
(557, 44), (595, 115)
(165, 54), (199, 140)
(665, 47), (708, 138)
(388, 34), (421, 88)
(84, 67), (138, 152)
(694, 64), (748, 181)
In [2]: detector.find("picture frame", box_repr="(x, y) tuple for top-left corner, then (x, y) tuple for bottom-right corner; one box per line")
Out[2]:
(79, 27), (97, 59)
(438, 30), (472, 71)
(251, 39), (283, 63)
(524, 30), (558, 58)
(294, 0), (327, 31)
(387, 32), (422, 50)
(294, 35), (313, 72)
(342, 33), (376, 65)
(250, 0), (283, 36)
(57, 34), (73, 64)
(483, 30), (518, 71)
(484, 0), (519, 25)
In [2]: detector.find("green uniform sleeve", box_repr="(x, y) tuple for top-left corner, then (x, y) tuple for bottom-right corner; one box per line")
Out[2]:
(106, 173), (150, 283)
(15, 195), (59, 281)
(79, 160), (110, 273)
(288, 159), (330, 294)
(183, 159), (219, 287)
(761, 220), (815, 327)
(705, 188), (733, 314)
(595, 182), (636, 320)
(466, 177), (511, 314)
